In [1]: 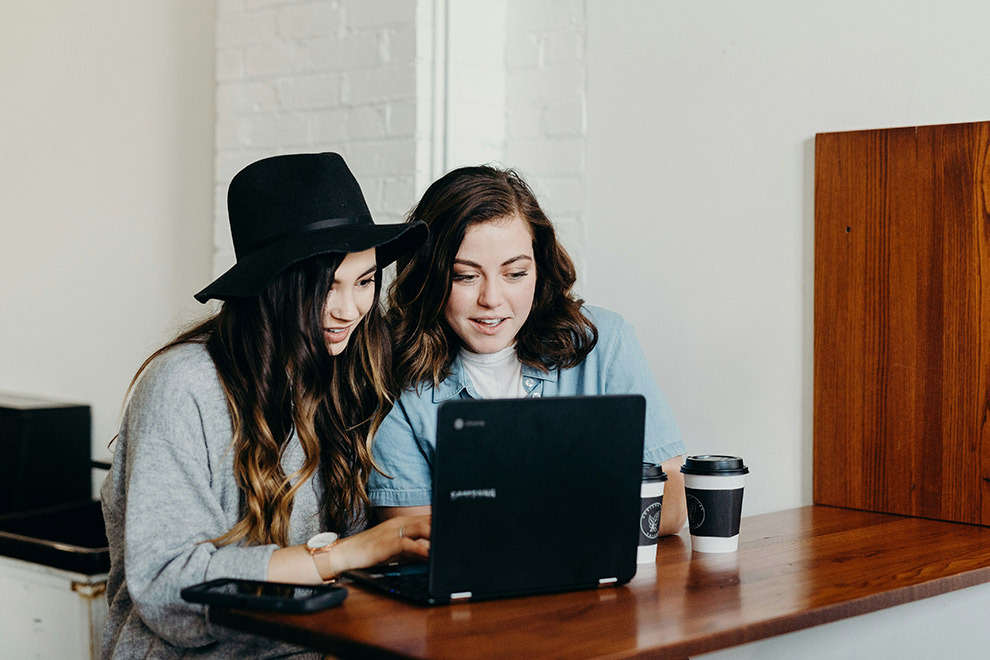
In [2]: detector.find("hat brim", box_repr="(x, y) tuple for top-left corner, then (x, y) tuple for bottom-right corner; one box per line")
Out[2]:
(194, 220), (427, 303)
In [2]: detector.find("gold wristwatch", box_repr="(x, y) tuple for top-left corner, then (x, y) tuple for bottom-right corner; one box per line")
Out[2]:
(306, 531), (340, 582)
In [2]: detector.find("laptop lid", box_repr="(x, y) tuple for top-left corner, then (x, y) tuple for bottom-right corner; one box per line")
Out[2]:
(426, 394), (646, 601)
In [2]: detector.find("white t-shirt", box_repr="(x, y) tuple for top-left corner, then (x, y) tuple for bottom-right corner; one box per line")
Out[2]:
(459, 345), (526, 399)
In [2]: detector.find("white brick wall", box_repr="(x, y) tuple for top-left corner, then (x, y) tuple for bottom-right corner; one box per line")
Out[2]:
(505, 0), (588, 285)
(445, 0), (508, 168)
(212, 0), (434, 278)
(434, 0), (588, 281)
(212, 0), (588, 288)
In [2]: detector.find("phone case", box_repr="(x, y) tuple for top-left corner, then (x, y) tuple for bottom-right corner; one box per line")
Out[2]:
(181, 578), (347, 613)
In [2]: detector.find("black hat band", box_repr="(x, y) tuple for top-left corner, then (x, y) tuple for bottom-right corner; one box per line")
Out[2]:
(239, 215), (374, 257)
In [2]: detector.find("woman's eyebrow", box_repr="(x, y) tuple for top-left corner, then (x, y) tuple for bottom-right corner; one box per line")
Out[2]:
(501, 254), (533, 267)
(453, 255), (533, 268)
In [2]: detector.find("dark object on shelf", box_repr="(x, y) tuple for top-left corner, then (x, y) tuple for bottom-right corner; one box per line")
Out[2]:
(0, 392), (91, 514)
(0, 499), (109, 574)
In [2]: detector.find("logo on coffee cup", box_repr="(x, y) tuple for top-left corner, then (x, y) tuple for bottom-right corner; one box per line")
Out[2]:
(686, 493), (706, 530)
(640, 502), (662, 540)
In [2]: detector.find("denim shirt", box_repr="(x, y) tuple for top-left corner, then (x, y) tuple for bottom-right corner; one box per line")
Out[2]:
(369, 305), (685, 507)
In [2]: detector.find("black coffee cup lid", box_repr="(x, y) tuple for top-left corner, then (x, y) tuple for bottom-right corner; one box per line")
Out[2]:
(680, 455), (749, 476)
(642, 462), (668, 481)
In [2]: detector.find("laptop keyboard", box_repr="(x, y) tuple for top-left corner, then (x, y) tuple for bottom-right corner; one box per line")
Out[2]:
(380, 570), (430, 598)
(353, 563), (432, 600)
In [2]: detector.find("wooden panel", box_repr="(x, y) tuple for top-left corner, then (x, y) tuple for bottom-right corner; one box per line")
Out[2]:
(814, 121), (990, 525)
(210, 507), (990, 659)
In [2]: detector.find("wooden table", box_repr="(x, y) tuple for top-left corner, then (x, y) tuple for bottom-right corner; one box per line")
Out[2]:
(210, 506), (990, 659)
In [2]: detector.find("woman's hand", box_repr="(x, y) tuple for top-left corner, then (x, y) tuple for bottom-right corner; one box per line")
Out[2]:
(328, 515), (431, 577)
(267, 515), (430, 584)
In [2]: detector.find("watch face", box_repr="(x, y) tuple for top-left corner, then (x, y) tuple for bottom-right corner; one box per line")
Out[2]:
(307, 531), (338, 550)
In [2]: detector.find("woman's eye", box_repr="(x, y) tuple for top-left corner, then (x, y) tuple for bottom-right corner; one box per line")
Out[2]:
(357, 277), (375, 288)
(452, 273), (476, 283)
(507, 270), (529, 280)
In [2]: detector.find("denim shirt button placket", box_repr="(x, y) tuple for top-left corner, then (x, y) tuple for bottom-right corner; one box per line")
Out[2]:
(526, 379), (543, 398)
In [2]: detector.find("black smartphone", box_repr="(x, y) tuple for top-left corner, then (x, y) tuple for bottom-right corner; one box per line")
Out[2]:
(181, 578), (347, 613)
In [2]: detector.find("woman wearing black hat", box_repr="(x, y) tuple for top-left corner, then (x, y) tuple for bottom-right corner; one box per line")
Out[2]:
(100, 153), (429, 658)
(368, 165), (687, 536)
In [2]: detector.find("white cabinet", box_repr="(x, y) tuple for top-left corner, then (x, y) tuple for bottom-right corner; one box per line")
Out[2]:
(0, 554), (107, 659)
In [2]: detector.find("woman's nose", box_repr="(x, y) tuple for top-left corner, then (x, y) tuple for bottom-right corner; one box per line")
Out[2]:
(477, 279), (504, 308)
(327, 288), (359, 321)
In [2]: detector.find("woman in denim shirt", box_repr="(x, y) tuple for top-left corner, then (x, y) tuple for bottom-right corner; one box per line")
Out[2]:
(370, 165), (687, 536)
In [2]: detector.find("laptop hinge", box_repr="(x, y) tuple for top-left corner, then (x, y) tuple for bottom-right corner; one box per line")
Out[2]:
(598, 577), (618, 586)
(450, 591), (473, 600)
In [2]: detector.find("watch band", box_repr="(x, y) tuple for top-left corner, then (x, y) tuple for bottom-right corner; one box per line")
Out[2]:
(306, 531), (341, 582)
(309, 542), (338, 581)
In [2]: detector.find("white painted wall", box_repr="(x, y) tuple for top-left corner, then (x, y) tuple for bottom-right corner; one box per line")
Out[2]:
(585, 0), (990, 518)
(0, 1), (216, 475)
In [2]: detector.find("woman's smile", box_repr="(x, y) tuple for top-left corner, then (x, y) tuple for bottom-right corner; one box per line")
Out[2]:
(471, 317), (508, 333)
(323, 324), (353, 344)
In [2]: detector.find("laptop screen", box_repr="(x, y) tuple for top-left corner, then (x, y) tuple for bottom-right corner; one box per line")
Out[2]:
(427, 394), (646, 600)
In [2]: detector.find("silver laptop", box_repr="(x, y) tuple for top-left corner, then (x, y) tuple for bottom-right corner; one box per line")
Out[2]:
(345, 394), (646, 605)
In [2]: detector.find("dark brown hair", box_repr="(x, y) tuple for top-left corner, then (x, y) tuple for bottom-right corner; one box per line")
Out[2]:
(389, 165), (597, 390)
(125, 253), (391, 546)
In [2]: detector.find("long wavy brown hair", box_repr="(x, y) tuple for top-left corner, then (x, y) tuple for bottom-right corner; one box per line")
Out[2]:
(125, 253), (391, 547)
(389, 165), (597, 390)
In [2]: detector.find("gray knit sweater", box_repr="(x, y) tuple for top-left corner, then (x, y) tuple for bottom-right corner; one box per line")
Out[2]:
(100, 343), (335, 659)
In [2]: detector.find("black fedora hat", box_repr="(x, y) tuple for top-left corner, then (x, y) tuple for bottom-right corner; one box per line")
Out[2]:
(195, 152), (427, 303)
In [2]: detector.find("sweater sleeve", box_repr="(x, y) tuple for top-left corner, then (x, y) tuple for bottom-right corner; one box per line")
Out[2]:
(113, 348), (277, 648)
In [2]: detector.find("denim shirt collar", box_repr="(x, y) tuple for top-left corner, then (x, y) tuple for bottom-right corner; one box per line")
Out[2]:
(432, 353), (558, 403)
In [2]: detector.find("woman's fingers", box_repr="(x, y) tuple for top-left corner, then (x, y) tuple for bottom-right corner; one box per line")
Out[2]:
(371, 517), (430, 564)
(398, 536), (430, 559)
(396, 515), (430, 540)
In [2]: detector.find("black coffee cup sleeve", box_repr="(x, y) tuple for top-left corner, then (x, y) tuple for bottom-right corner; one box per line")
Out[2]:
(686, 488), (743, 537)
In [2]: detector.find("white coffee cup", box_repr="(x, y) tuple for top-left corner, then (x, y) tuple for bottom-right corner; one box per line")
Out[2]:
(680, 455), (749, 553)
(637, 463), (667, 563)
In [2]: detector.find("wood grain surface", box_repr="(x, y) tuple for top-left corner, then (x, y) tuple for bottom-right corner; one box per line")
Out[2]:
(210, 506), (990, 659)
(814, 121), (990, 525)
